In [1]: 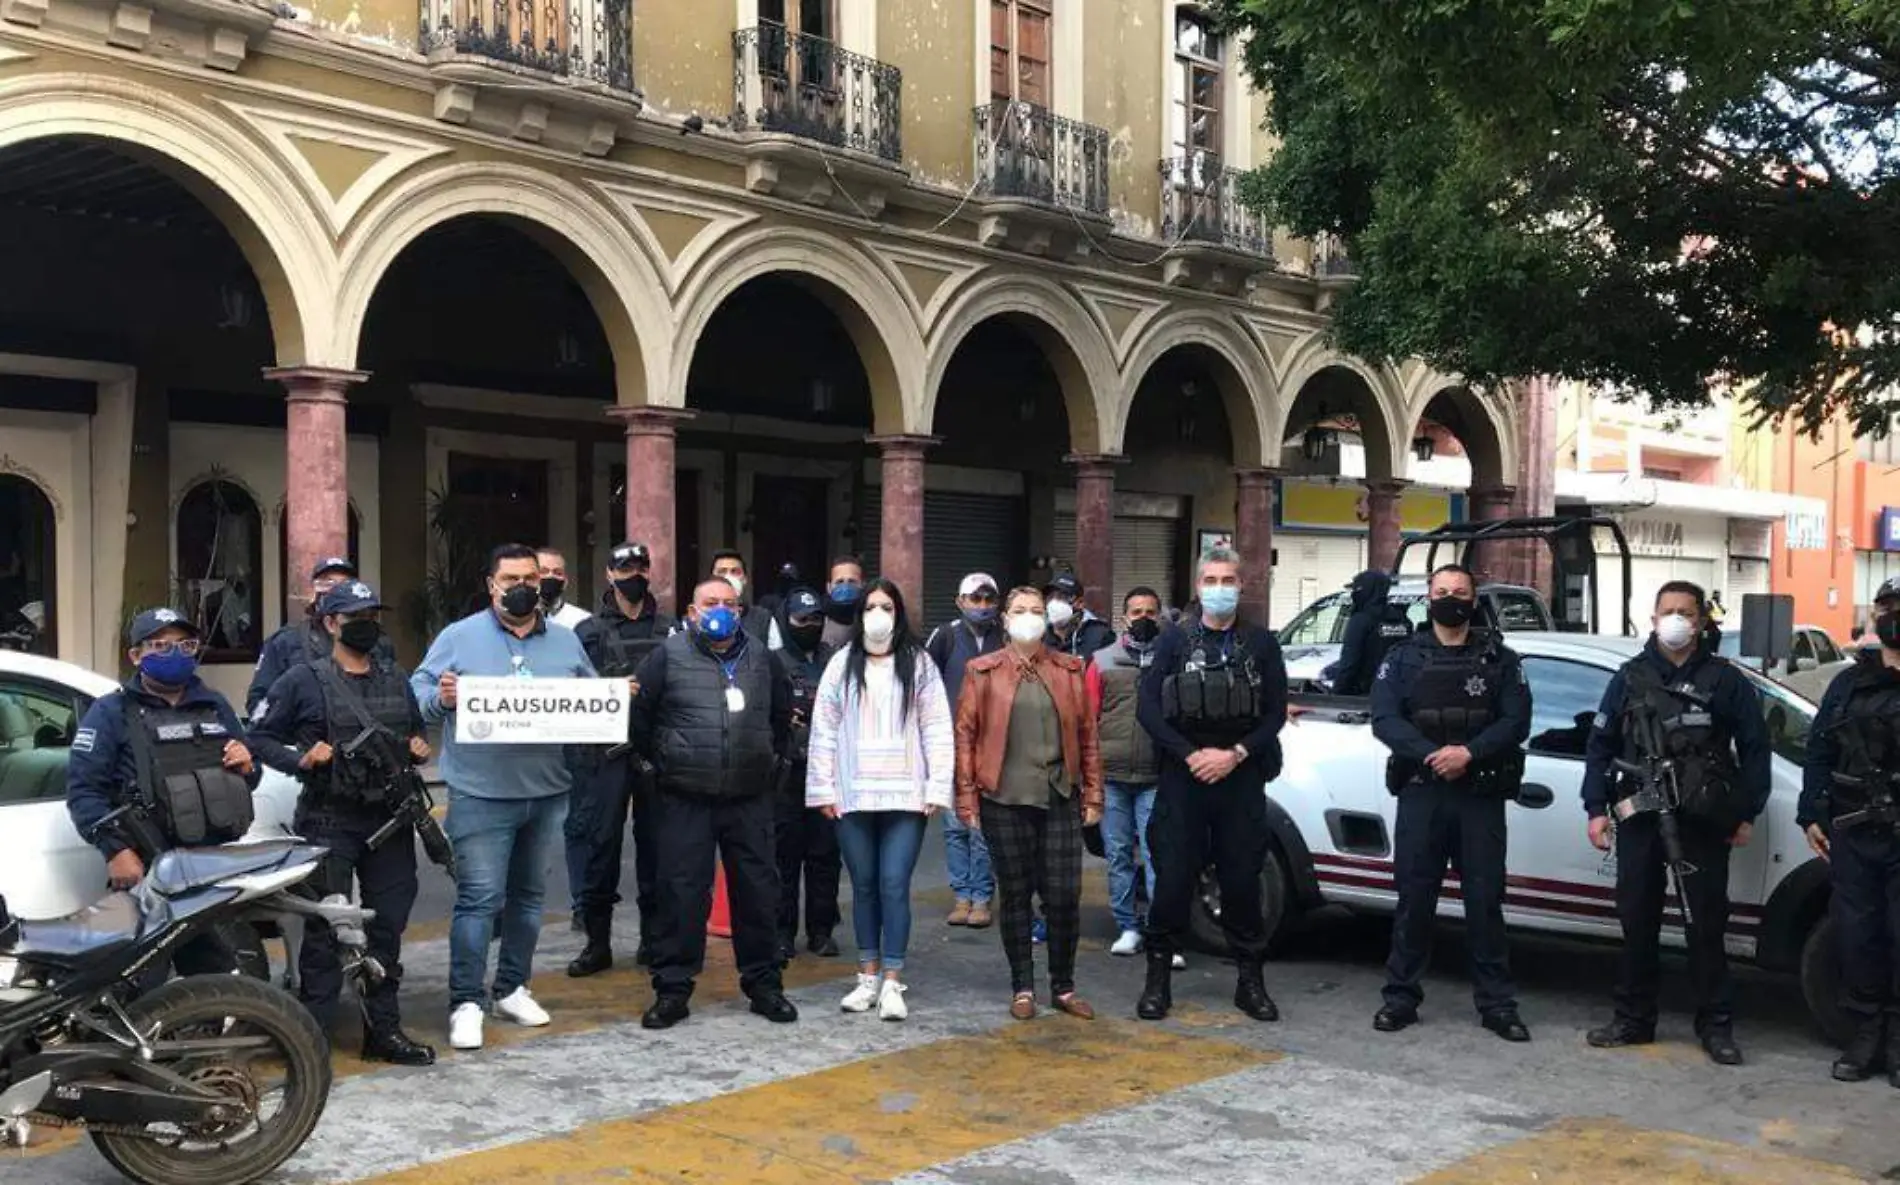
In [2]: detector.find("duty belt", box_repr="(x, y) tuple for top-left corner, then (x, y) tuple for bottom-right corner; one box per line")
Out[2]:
(1612, 788), (1670, 821)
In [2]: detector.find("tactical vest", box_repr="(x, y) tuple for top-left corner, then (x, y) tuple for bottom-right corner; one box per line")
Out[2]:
(590, 622), (666, 678)
(1095, 643), (1159, 784)
(1827, 660), (1900, 819)
(123, 696), (254, 846)
(652, 632), (778, 798)
(780, 642), (833, 766)
(313, 661), (413, 809)
(1391, 632), (1524, 796)
(1617, 656), (1741, 825)
(1160, 625), (1261, 746)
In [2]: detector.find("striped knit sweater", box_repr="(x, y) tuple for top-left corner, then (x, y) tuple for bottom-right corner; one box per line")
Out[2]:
(805, 646), (954, 814)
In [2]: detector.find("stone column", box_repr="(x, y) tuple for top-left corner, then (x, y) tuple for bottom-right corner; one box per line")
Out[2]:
(1233, 467), (1278, 624)
(610, 406), (693, 614)
(869, 435), (935, 607)
(1065, 454), (1124, 610)
(265, 366), (365, 621)
(1365, 478), (1408, 572)
(1510, 376), (1560, 595)
(1468, 483), (1518, 585)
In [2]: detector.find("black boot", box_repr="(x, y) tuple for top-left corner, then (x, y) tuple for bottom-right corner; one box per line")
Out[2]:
(1136, 950), (1173, 1021)
(362, 1025), (436, 1066)
(566, 912), (613, 978)
(1234, 963), (1280, 1023)
(1833, 1016), (1886, 1083)
(807, 930), (840, 958)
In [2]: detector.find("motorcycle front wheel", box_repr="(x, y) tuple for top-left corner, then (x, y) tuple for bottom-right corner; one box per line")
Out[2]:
(89, 974), (331, 1185)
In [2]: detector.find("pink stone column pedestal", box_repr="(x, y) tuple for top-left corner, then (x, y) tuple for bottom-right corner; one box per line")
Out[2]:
(1234, 468), (1278, 624)
(1467, 484), (1518, 585)
(610, 406), (693, 615)
(869, 435), (935, 608)
(1065, 453), (1124, 611)
(1365, 479), (1408, 572)
(265, 366), (365, 622)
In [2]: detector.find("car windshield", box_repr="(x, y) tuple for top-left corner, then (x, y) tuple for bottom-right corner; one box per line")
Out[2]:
(1278, 591), (1428, 646)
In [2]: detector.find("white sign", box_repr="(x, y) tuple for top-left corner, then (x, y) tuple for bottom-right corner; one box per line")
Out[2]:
(454, 677), (630, 745)
(1785, 505), (1829, 551)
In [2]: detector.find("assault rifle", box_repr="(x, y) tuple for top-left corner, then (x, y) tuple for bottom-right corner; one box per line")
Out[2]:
(1611, 701), (1697, 930)
(366, 768), (456, 878)
(1827, 722), (1900, 832)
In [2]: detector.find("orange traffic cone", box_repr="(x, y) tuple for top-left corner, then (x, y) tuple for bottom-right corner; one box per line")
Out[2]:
(707, 863), (733, 938)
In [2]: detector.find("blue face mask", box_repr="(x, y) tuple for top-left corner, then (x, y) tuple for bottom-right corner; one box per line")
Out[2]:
(828, 582), (861, 606)
(698, 606), (740, 642)
(139, 650), (199, 687)
(1200, 586), (1241, 618)
(963, 606), (996, 626)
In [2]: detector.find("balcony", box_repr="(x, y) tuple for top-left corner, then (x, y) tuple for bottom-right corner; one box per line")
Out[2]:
(731, 26), (902, 163)
(972, 100), (1110, 215)
(1156, 154), (1277, 293)
(1314, 233), (1359, 278)
(419, 0), (633, 91)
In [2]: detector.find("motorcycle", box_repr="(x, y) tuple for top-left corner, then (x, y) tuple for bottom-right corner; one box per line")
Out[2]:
(0, 805), (381, 1185)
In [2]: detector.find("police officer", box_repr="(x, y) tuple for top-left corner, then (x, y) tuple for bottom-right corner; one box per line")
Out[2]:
(1135, 547), (1287, 1022)
(247, 556), (396, 715)
(1043, 573), (1115, 658)
(66, 607), (260, 976)
(247, 581), (435, 1065)
(1583, 580), (1770, 1065)
(566, 542), (675, 977)
(1371, 564), (1533, 1040)
(1325, 569), (1410, 696)
(1800, 576), (1900, 1085)
(773, 586), (841, 961)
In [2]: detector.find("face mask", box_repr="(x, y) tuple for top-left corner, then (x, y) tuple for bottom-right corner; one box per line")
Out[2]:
(1200, 586), (1240, 618)
(499, 584), (540, 619)
(538, 577), (566, 606)
(788, 620), (824, 651)
(721, 574), (746, 600)
(1655, 612), (1698, 652)
(829, 582), (861, 606)
(1878, 612), (1900, 651)
(337, 619), (382, 654)
(613, 574), (650, 604)
(962, 606), (996, 627)
(863, 608), (895, 648)
(697, 605), (739, 642)
(138, 650), (198, 687)
(1127, 618), (1161, 645)
(1006, 613), (1045, 645)
(1429, 595), (1475, 629)
(1045, 599), (1076, 629)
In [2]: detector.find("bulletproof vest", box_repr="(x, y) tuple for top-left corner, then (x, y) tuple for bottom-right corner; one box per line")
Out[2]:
(1161, 625), (1261, 745)
(651, 632), (777, 798)
(314, 661), (413, 808)
(780, 642), (833, 765)
(124, 696), (254, 846)
(1095, 643), (1158, 784)
(590, 620), (665, 678)
(1828, 662), (1900, 813)
(1408, 633), (1504, 746)
(1371, 609), (1413, 669)
(1618, 656), (1740, 823)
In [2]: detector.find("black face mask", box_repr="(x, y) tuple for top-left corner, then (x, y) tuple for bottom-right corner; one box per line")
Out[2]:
(1878, 612), (1900, 651)
(538, 577), (566, 606)
(1127, 618), (1161, 645)
(499, 584), (540, 618)
(337, 619), (383, 654)
(613, 575), (650, 605)
(788, 621), (824, 651)
(1428, 596), (1476, 628)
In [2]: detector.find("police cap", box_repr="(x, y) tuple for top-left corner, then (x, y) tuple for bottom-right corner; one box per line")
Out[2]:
(1044, 572), (1083, 600)
(310, 556), (357, 581)
(317, 580), (384, 616)
(126, 607), (199, 646)
(609, 542), (651, 571)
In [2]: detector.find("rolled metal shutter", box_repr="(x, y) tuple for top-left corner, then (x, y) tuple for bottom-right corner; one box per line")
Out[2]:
(1051, 512), (1182, 615)
(1269, 533), (1365, 629)
(859, 487), (1024, 628)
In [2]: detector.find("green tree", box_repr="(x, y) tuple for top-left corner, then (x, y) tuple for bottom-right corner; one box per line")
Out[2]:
(1221, 0), (1900, 434)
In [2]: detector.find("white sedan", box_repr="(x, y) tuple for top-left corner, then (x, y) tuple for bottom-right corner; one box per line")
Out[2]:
(0, 650), (299, 922)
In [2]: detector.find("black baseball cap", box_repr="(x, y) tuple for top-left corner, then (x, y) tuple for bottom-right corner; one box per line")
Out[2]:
(609, 542), (651, 570)
(126, 607), (199, 646)
(785, 587), (823, 621)
(317, 580), (385, 616)
(310, 556), (357, 581)
(1044, 572), (1083, 600)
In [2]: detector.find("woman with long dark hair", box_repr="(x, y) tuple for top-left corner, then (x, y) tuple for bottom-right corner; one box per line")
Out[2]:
(807, 578), (953, 1020)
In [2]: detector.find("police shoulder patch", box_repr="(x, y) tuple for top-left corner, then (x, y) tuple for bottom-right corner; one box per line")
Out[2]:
(250, 700), (270, 723)
(73, 727), (96, 753)
(1376, 659), (1392, 682)
(1591, 711), (1610, 731)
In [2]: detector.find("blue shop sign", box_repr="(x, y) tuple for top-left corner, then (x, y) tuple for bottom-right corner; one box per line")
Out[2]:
(1881, 506), (1900, 553)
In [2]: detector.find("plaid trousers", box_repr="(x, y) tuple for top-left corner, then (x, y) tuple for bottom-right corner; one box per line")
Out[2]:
(980, 790), (1083, 995)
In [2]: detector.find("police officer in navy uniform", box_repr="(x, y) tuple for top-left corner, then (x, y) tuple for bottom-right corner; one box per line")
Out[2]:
(1135, 547), (1288, 1023)
(1371, 563), (1533, 1041)
(1801, 576), (1900, 1085)
(565, 542), (675, 978)
(772, 586), (842, 962)
(66, 607), (260, 975)
(1582, 580), (1770, 1065)
(248, 580), (436, 1065)
(247, 556), (396, 716)
(1325, 569), (1410, 696)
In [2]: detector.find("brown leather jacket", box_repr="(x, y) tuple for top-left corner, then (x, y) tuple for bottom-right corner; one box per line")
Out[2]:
(954, 644), (1103, 824)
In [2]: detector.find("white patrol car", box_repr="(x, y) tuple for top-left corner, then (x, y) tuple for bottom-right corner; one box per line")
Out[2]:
(1192, 630), (1849, 1043)
(0, 650), (299, 923)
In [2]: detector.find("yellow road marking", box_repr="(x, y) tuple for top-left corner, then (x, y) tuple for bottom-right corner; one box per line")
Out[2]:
(1421, 1117), (1869, 1184)
(359, 1019), (1277, 1183)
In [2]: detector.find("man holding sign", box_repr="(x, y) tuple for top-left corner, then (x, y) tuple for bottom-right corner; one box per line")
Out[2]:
(413, 543), (598, 1053)
(629, 576), (796, 1029)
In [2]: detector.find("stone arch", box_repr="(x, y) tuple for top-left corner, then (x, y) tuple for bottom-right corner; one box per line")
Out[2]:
(669, 226), (923, 434)
(334, 163), (669, 407)
(0, 72), (334, 366)
(923, 274), (1117, 454)
(0, 458), (64, 522)
(1116, 310), (1275, 466)
(1403, 378), (1517, 492)
(1272, 333), (1409, 480)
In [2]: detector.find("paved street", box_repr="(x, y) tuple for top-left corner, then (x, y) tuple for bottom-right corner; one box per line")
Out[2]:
(7, 818), (1896, 1184)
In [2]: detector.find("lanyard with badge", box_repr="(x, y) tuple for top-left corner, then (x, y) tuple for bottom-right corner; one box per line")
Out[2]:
(720, 654), (745, 712)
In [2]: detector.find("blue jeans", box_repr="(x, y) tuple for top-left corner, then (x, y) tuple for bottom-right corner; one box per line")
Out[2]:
(943, 809), (993, 905)
(836, 811), (927, 971)
(1102, 780), (1157, 932)
(445, 789), (568, 1009)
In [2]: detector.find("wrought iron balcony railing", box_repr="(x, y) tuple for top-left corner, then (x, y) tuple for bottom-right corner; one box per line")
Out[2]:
(731, 25), (902, 164)
(419, 0), (634, 92)
(971, 100), (1110, 216)
(1315, 233), (1359, 277)
(1158, 154), (1272, 257)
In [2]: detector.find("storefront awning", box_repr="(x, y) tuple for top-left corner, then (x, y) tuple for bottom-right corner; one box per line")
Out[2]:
(1555, 470), (1823, 523)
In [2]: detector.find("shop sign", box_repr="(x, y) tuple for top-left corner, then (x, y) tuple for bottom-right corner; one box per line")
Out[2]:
(1880, 506), (1900, 553)
(1277, 482), (1458, 533)
(1623, 516), (1685, 557)
(1786, 505), (1829, 551)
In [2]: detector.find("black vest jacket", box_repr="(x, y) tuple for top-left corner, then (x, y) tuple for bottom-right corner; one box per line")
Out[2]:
(1829, 660), (1900, 814)
(1161, 624), (1262, 746)
(584, 614), (671, 678)
(779, 641), (832, 766)
(1617, 655), (1741, 824)
(1409, 633), (1504, 745)
(652, 633), (777, 798)
(123, 696), (253, 846)
(312, 661), (413, 809)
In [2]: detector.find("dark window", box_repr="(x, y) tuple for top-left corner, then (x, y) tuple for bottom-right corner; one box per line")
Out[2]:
(991, 0), (1051, 105)
(1522, 656), (1614, 758)
(1490, 591), (1549, 631)
(175, 479), (264, 661)
(0, 677), (86, 805)
(0, 475), (55, 658)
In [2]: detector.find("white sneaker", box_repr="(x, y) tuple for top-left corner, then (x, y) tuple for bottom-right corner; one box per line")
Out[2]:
(841, 973), (880, 1013)
(1110, 930), (1143, 956)
(878, 978), (908, 1022)
(1172, 953), (1188, 970)
(492, 987), (551, 1027)
(449, 1002), (484, 1050)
